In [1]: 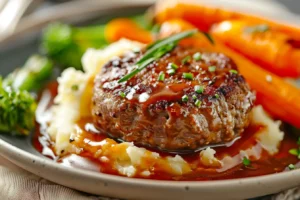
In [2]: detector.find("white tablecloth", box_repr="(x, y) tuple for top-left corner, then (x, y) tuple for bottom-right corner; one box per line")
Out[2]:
(0, 156), (116, 200)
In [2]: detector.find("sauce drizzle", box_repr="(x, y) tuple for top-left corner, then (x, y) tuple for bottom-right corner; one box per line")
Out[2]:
(33, 82), (300, 181)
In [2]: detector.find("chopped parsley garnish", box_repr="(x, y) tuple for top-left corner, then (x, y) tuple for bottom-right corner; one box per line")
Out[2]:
(288, 164), (295, 170)
(243, 157), (251, 166)
(119, 91), (126, 98)
(244, 24), (270, 34)
(118, 29), (214, 83)
(182, 95), (189, 102)
(208, 66), (216, 72)
(195, 99), (201, 107)
(193, 52), (201, 61)
(288, 137), (300, 159)
(229, 69), (238, 74)
(194, 85), (204, 94)
(289, 148), (300, 159)
(215, 93), (220, 99)
(192, 94), (197, 100)
(158, 72), (165, 82)
(118, 29), (198, 83)
(71, 84), (79, 91)
(182, 72), (194, 80)
(168, 63), (179, 70)
(289, 148), (298, 156)
(182, 56), (191, 65)
(167, 69), (176, 75)
(117, 30), (214, 83)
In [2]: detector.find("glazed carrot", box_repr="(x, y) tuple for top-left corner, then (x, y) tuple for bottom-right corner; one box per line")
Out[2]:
(159, 19), (300, 128)
(102, 17), (300, 127)
(219, 45), (300, 128)
(211, 20), (300, 77)
(105, 18), (153, 43)
(154, 0), (300, 39)
(159, 19), (196, 39)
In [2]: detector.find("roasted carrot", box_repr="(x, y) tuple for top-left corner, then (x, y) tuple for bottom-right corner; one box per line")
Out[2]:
(159, 19), (300, 128)
(219, 45), (300, 128)
(102, 17), (300, 127)
(159, 19), (196, 39)
(105, 18), (153, 43)
(154, 0), (300, 39)
(211, 20), (300, 77)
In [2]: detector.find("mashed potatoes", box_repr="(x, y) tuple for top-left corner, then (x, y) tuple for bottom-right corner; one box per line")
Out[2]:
(47, 39), (144, 155)
(47, 39), (284, 178)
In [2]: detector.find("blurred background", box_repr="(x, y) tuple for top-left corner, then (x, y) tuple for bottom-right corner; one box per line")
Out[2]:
(277, 0), (300, 14)
(28, 0), (300, 14)
(0, 0), (299, 73)
(0, 0), (299, 43)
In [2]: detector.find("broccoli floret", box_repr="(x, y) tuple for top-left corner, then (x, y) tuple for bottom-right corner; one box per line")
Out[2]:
(3, 54), (53, 91)
(0, 55), (53, 135)
(41, 22), (108, 70)
(41, 14), (156, 70)
(0, 77), (36, 135)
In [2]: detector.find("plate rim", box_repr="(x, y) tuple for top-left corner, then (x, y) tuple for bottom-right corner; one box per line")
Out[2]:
(1, 133), (300, 200)
(1, 135), (299, 186)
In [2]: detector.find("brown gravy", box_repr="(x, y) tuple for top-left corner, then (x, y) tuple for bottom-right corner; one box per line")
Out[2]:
(33, 82), (300, 181)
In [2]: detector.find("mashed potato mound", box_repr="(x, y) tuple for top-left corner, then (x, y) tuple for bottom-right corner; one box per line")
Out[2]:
(47, 68), (89, 154)
(48, 39), (144, 155)
(47, 39), (285, 178)
(253, 105), (284, 155)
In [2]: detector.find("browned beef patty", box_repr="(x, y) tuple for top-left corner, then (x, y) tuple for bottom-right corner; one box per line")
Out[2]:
(92, 45), (255, 152)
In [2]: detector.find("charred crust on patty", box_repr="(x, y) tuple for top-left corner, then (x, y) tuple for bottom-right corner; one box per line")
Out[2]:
(92, 46), (255, 152)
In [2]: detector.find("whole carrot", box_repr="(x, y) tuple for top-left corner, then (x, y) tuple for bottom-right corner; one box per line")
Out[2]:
(160, 19), (300, 128)
(211, 20), (300, 77)
(102, 17), (300, 127)
(154, 0), (300, 39)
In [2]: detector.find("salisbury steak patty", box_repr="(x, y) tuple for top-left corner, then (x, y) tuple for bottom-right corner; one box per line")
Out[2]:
(92, 46), (255, 152)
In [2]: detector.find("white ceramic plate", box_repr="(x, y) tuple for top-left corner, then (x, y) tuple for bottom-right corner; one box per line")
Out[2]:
(0, 1), (300, 199)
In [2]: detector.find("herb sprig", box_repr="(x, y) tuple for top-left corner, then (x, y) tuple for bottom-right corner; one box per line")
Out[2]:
(288, 164), (295, 170)
(242, 157), (251, 166)
(118, 29), (213, 83)
(289, 137), (300, 159)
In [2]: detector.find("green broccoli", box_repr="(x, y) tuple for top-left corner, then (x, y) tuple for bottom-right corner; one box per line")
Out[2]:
(0, 55), (53, 135)
(41, 22), (108, 70)
(3, 54), (53, 91)
(0, 77), (36, 135)
(41, 14), (156, 70)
